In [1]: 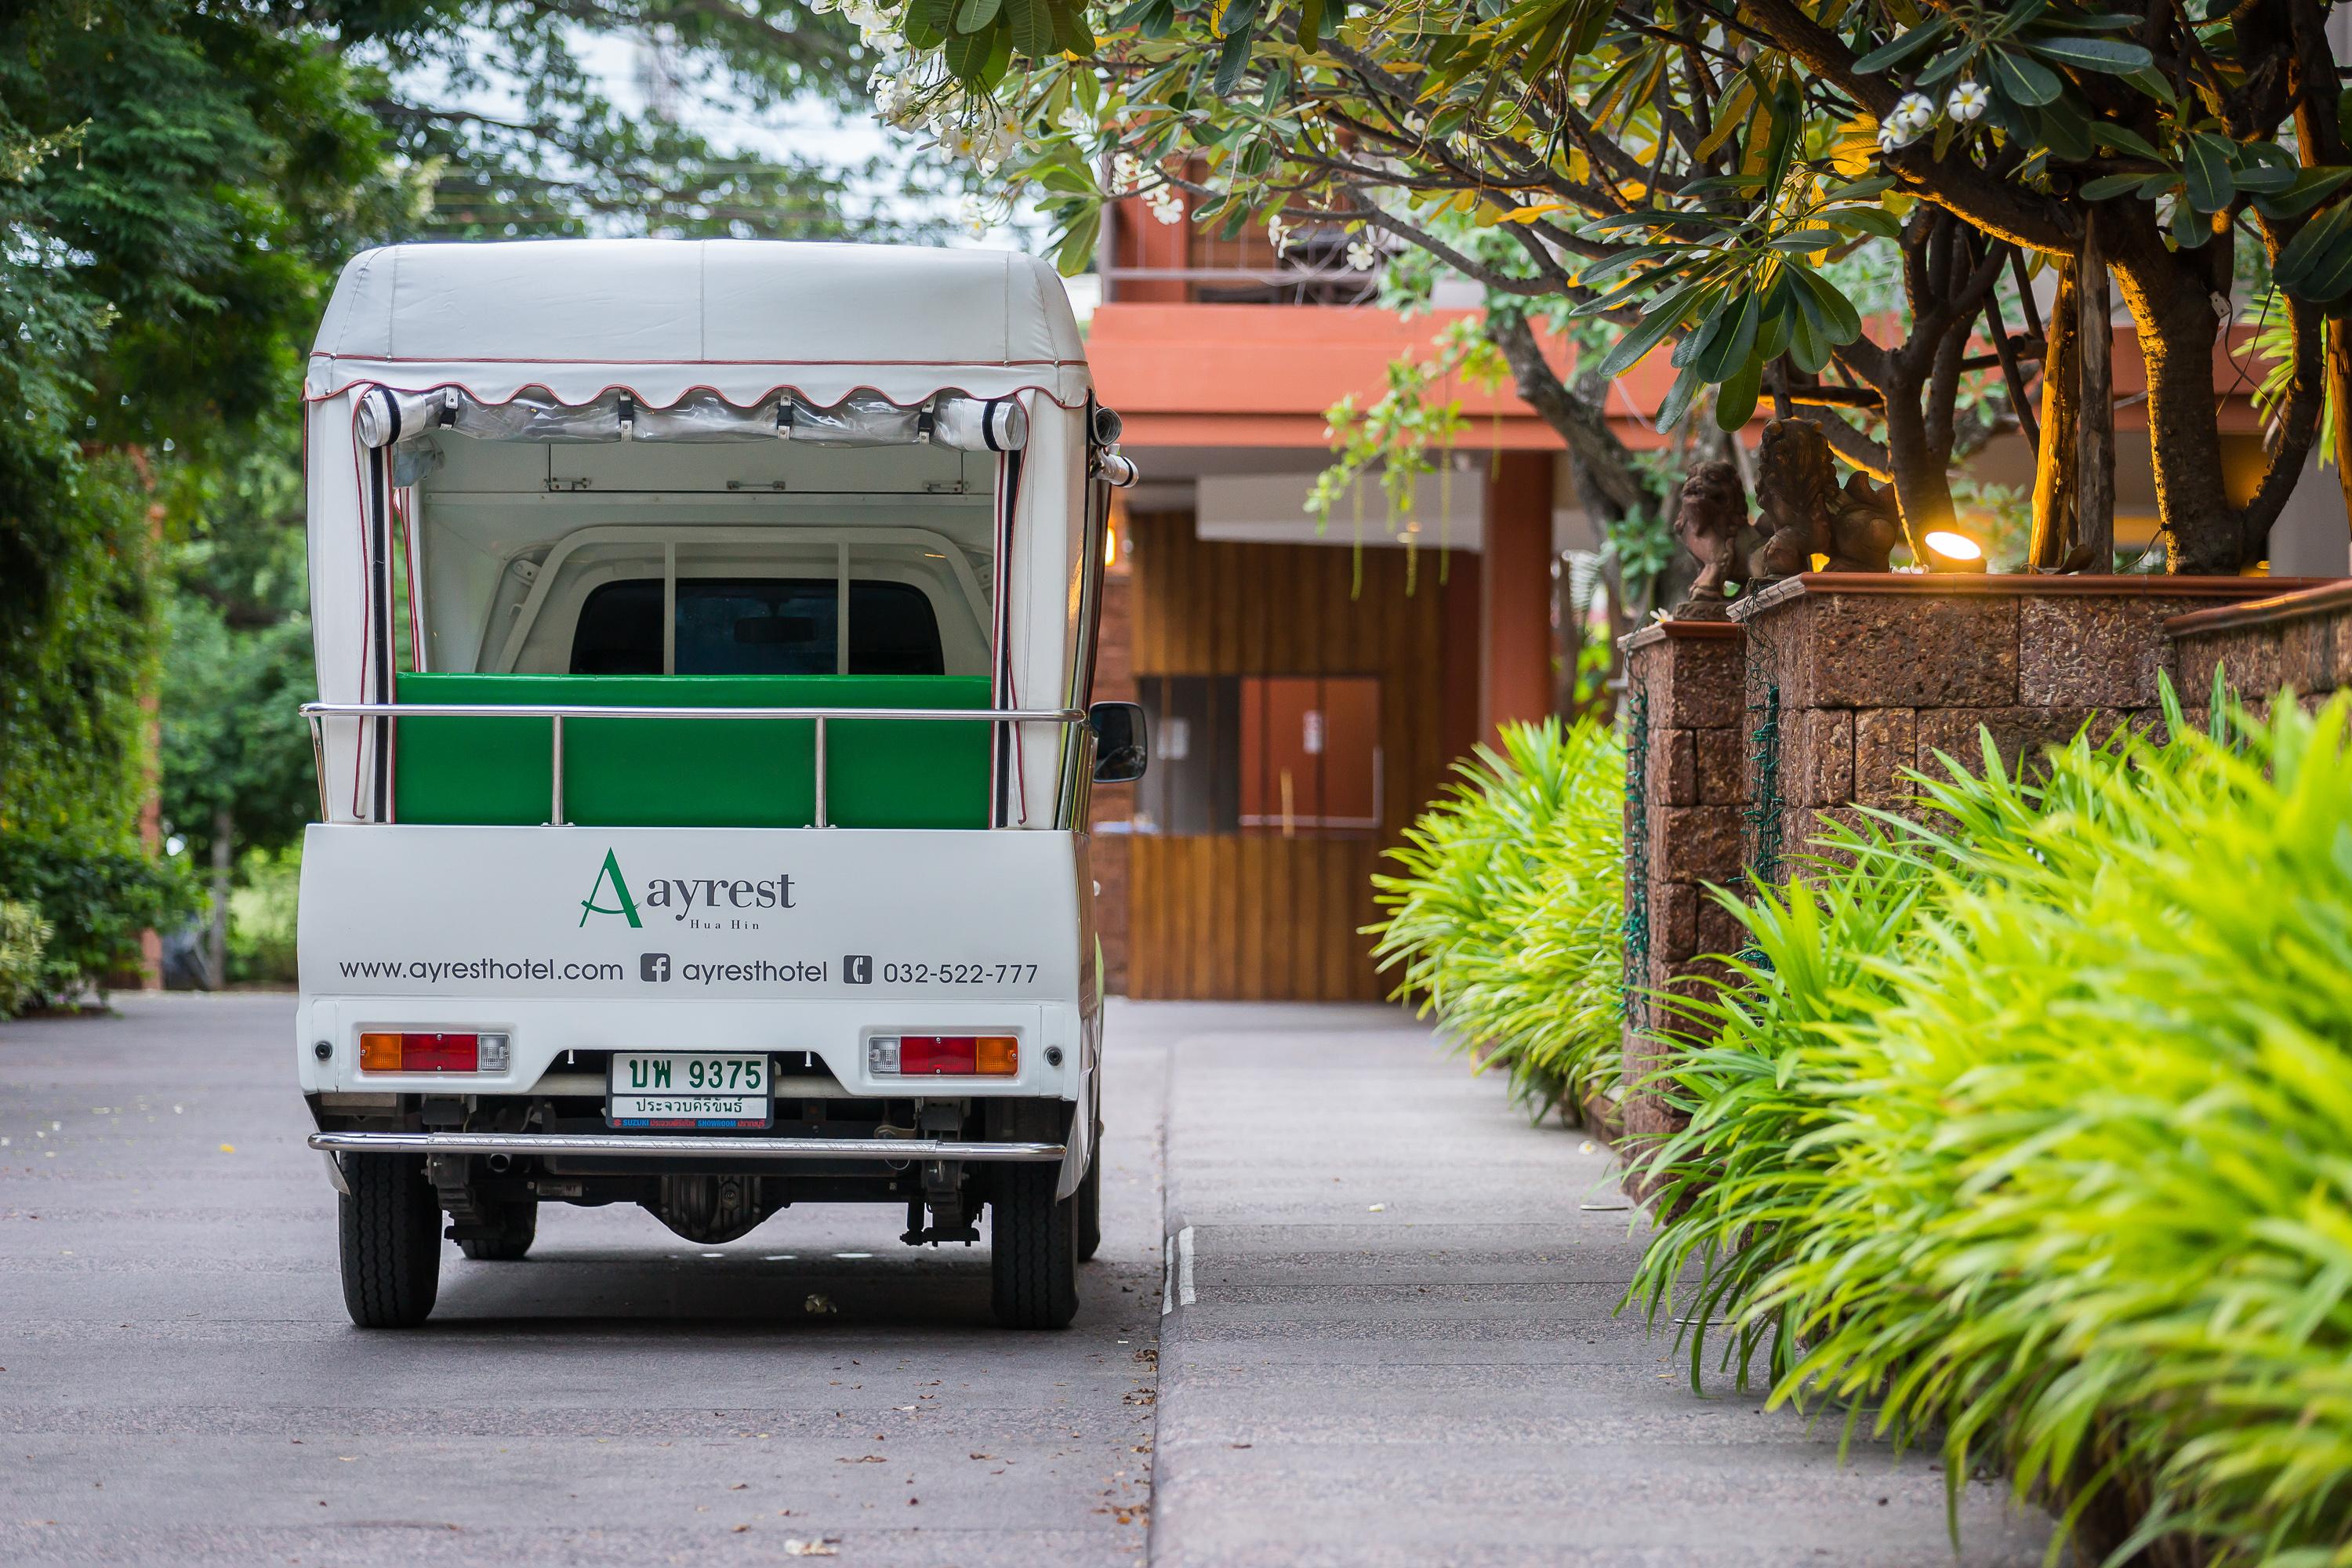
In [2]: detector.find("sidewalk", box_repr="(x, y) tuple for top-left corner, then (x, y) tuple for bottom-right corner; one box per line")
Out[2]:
(1137, 1004), (2059, 1567)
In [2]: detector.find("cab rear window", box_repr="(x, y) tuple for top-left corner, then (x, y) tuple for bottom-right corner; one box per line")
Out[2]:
(570, 578), (946, 677)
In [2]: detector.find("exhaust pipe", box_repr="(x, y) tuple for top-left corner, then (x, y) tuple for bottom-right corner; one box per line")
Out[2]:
(485, 1152), (514, 1174)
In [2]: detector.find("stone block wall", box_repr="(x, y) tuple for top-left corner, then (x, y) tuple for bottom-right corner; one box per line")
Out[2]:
(2165, 580), (2352, 712)
(1730, 575), (2321, 870)
(1617, 621), (1745, 1149)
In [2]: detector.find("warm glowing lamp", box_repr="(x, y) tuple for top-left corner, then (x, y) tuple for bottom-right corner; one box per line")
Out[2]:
(1922, 529), (1987, 574)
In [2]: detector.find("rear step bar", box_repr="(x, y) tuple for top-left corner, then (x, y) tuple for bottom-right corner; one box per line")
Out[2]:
(310, 1131), (1064, 1162)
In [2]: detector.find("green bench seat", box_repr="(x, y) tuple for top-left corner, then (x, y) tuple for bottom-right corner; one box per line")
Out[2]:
(390, 673), (994, 829)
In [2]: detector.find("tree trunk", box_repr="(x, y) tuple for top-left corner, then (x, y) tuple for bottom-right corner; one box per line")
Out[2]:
(2030, 261), (2081, 568)
(1879, 361), (1957, 554)
(2109, 234), (2241, 572)
(2075, 212), (2116, 569)
(209, 806), (231, 992)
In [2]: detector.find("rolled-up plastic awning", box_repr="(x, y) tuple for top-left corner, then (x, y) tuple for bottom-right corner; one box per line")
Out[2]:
(357, 384), (1029, 456)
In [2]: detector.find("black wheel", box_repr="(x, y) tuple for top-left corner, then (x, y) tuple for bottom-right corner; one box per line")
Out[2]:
(990, 1161), (1079, 1329)
(458, 1200), (536, 1261)
(1076, 1136), (1103, 1264)
(338, 1153), (441, 1328)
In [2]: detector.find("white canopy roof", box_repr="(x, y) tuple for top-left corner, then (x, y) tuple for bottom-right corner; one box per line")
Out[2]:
(305, 238), (1091, 411)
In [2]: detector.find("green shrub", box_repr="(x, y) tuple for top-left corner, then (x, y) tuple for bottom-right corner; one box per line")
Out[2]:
(227, 842), (300, 987)
(0, 899), (53, 1015)
(0, 836), (198, 1008)
(1370, 717), (1624, 1120)
(1632, 691), (2352, 1566)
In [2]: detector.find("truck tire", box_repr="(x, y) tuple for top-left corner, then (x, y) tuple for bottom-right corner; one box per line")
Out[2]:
(1076, 1142), (1103, 1263)
(338, 1153), (441, 1328)
(458, 1200), (536, 1261)
(990, 1161), (1078, 1329)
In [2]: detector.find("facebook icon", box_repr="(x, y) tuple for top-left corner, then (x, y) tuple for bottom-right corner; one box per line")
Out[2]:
(640, 953), (671, 982)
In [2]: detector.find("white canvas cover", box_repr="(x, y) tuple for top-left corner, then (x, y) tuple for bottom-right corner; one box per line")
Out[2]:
(305, 239), (1091, 410)
(301, 239), (1105, 833)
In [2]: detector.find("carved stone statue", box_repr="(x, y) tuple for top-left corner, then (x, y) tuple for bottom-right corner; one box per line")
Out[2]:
(1747, 418), (1903, 583)
(1668, 460), (1751, 620)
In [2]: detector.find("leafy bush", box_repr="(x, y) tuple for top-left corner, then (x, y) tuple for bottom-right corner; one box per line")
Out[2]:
(0, 837), (198, 1008)
(0, 899), (52, 1015)
(1370, 718), (1624, 1120)
(1631, 691), (2352, 1566)
(227, 842), (299, 987)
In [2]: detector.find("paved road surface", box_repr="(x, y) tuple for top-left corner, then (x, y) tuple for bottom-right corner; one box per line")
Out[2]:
(7, 994), (2068, 1566)
(0, 993), (1162, 1567)
(1147, 1011), (2062, 1567)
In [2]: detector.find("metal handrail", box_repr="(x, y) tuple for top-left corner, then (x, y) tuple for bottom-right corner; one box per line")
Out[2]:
(301, 700), (1084, 829)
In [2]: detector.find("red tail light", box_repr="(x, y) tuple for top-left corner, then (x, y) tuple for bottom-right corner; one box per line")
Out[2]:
(358, 1032), (509, 1073)
(869, 1035), (1018, 1076)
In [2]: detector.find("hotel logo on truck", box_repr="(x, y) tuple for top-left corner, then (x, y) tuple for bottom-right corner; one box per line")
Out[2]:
(579, 849), (798, 929)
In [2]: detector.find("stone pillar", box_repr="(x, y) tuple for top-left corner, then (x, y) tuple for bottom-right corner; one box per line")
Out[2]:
(1617, 621), (1746, 1152)
(1730, 574), (2328, 867)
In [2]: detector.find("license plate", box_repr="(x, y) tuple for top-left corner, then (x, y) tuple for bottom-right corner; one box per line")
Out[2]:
(607, 1052), (772, 1129)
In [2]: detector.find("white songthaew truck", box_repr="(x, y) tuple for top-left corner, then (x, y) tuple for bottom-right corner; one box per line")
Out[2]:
(293, 241), (1142, 1329)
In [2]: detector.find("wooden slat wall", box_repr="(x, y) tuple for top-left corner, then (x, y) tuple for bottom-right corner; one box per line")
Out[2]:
(1123, 512), (1465, 1000)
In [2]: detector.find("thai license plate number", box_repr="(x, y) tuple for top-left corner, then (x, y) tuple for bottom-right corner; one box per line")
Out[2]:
(607, 1052), (771, 1129)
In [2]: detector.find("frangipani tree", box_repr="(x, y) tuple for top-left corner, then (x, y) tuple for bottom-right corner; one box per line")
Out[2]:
(853, 0), (2352, 573)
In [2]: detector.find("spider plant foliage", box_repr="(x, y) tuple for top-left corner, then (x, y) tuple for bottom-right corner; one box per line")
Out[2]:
(1631, 689), (2352, 1566)
(1368, 718), (1624, 1121)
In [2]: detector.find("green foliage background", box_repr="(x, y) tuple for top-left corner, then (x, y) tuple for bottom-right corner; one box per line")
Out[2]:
(0, 0), (946, 1008)
(1368, 719), (1625, 1120)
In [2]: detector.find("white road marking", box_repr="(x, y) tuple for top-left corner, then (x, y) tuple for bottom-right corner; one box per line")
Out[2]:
(1177, 1225), (1196, 1308)
(1161, 1234), (1175, 1315)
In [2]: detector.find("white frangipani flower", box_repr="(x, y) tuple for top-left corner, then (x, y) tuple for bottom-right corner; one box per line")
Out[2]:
(1878, 93), (1937, 153)
(2154, 191), (2180, 228)
(1345, 237), (1377, 270)
(1111, 152), (1144, 194)
(1946, 81), (1988, 122)
(1144, 184), (1185, 225)
(1268, 216), (1292, 255)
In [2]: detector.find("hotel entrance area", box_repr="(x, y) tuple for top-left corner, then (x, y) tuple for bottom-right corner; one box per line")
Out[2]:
(1086, 448), (1569, 1000)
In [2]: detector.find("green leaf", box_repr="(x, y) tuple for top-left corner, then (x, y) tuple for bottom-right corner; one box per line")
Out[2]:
(2023, 35), (2153, 73)
(1299, 0), (1326, 45)
(1003, 0), (1048, 55)
(2252, 167), (2352, 220)
(1214, 22), (1255, 97)
(2182, 134), (2237, 215)
(954, 0), (1003, 31)
(1593, 280), (1704, 379)
(1828, 205), (1902, 240)
(2080, 172), (2153, 201)
(2276, 201), (2352, 301)
(1655, 362), (1702, 431)
(1715, 355), (1762, 432)
(1787, 264), (1863, 343)
(1987, 48), (2063, 107)
(1786, 298), (1830, 374)
(1054, 206), (1102, 277)
(2091, 124), (2164, 162)
(908, 0), (956, 48)
(1695, 288), (1761, 383)
(1851, 19), (1951, 74)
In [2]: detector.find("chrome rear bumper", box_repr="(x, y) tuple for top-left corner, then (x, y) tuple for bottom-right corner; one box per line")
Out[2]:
(308, 1131), (1064, 1162)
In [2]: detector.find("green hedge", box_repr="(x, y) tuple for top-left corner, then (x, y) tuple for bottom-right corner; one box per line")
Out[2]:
(1370, 718), (1625, 1120)
(1630, 690), (2352, 1566)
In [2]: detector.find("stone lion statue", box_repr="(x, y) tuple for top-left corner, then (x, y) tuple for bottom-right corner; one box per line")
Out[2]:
(1748, 419), (1902, 582)
(1668, 460), (1751, 620)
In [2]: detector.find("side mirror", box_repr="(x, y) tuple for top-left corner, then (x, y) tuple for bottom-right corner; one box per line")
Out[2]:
(1087, 701), (1149, 783)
